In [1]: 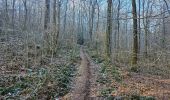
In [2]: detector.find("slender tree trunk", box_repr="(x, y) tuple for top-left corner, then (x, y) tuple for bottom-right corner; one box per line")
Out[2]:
(63, 0), (68, 35)
(5, 0), (9, 25)
(95, 0), (100, 53)
(105, 0), (112, 59)
(19, 1), (21, 25)
(143, 0), (149, 58)
(44, 0), (50, 54)
(12, 0), (15, 34)
(89, 1), (95, 42)
(23, 0), (27, 31)
(44, 0), (50, 30)
(117, 0), (120, 59)
(51, 0), (57, 59)
(72, 0), (75, 43)
(56, 0), (61, 46)
(132, 0), (138, 64)
(53, 0), (57, 33)
(117, 0), (120, 50)
(138, 0), (141, 54)
(162, 4), (166, 49)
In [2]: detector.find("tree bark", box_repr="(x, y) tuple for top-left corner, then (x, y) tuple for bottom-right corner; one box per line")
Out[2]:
(89, 1), (95, 42)
(132, 0), (138, 64)
(138, 0), (141, 54)
(44, 0), (50, 54)
(53, 0), (57, 33)
(56, 0), (61, 46)
(12, 0), (15, 33)
(63, 0), (68, 35)
(23, 0), (28, 31)
(105, 0), (112, 58)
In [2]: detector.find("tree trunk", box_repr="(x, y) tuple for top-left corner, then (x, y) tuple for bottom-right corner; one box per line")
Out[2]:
(63, 0), (68, 35)
(56, 0), (61, 46)
(138, 0), (141, 54)
(132, 0), (138, 64)
(89, 1), (95, 42)
(44, 0), (50, 30)
(53, 0), (57, 33)
(12, 0), (15, 34)
(23, 0), (27, 31)
(51, 0), (57, 57)
(117, 0), (120, 59)
(143, 0), (149, 58)
(44, 0), (50, 54)
(72, 0), (75, 43)
(5, 0), (9, 25)
(105, 0), (112, 59)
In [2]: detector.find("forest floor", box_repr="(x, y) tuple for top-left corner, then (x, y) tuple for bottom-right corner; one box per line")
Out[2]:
(1, 40), (170, 100)
(62, 47), (170, 100)
(115, 69), (170, 99)
(89, 49), (170, 100)
(0, 34), (81, 99)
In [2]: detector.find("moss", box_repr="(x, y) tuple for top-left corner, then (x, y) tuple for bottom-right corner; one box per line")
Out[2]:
(100, 87), (115, 97)
(131, 95), (155, 100)
(131, 66), (139, 72)
(1, 82), (28, 96)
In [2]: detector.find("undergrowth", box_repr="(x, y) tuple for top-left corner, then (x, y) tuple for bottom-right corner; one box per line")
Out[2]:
(86, 48), (156, 99)
(86, 47), (122, 97)
(0, 45), (80, 99)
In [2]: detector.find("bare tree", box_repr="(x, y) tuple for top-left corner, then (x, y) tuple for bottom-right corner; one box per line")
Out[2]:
(89, 0), (95, 42)
(105, 0), (112, 58)
(63, 0), (68, 35)
(12, 0), (15, 33)
(138, 0), (141, 53)
(56, 0), (61, 46)
(23, 0), (28, 31)
(44, 0), (50, 54)
(132, 0), (138, 64)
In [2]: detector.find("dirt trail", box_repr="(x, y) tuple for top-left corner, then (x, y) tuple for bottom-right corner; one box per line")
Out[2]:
(64, 47), (101, 100)
(70, 47), (90, 100)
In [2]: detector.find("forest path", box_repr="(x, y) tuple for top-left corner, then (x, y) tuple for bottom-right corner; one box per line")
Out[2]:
(70, 46), (90, 100)
(63, 46), (101, 100)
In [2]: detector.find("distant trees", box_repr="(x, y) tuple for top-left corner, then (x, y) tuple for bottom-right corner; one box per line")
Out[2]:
(0, 0), (169, 65)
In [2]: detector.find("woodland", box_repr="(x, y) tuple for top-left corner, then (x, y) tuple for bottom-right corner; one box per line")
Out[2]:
(0, 0), (170, 100)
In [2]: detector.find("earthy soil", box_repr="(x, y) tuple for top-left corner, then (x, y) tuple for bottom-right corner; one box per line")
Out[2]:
(62, 47), (101, 100)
